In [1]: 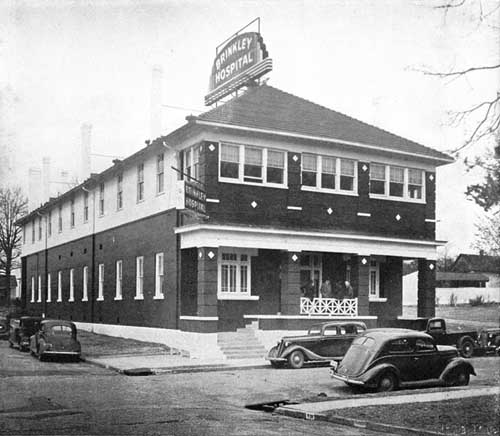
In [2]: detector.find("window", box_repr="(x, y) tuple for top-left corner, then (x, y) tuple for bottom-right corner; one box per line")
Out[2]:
(47, 273), (51, 302)
(389, 166), (404, 197)
(408, 168), (423, 199)
(58, 205), (62, 233)
(97, 264), (104, 301)
(70, 198), (75, 228)
(38, 217), (42, 240)
(369, 260), (380, 299)
(324, 325), (338, 336)
(157, 153), (164, 193)
(83, 191), (89, 222)
(48, 211), (52, 236)
(302, 154), (356, 193)
(135, 256), (144, 300)
(300, 254), (322, 298)
(218, 251), (253, 298)
(387, 338), (412, 354)
(416, 338), (436, 352)
(137, 163), (144, 202)
(219, 143), (286, 186)
(22, 225), (26, 244)
(31, 220), (35, 243)
(115, 260), (122, 300)
(82, 266), (88, 301)
(37, 275), (42, 302)
(154, 253), (164, 299)
(30, 276), (35, 302)
(117, 174), (123, 210)
(99, 183), (105, 216)
(370, 163), (386, 195)
(69, 268), (74, 302)
(57, 271), (62, 302)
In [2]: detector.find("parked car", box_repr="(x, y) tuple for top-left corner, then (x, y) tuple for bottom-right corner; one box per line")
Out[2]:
(267, 321), (367, 369)
(0, 316), (8, 340)
(477, 327), (500, 355)
(8, 316), (42, 351)
(29, 319), (81, 361)
(330, 328), (476, 392)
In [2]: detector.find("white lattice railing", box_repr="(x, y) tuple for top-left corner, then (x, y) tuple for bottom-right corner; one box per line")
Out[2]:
(300, 297), (358, 316)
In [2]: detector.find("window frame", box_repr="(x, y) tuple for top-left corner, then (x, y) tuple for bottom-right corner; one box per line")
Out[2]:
(97, 264), (104, 301)
(117, 173), (123, 210)
(69, 268), (75, 302)
(47, 273), (52, 302)
(157, 153), (165, 194)
(37, 275), (42, 302)
(218, 143), (287, 188)
(82, 266), (88, 301)
(31, 276), (35, 302)
(135, 256), (144, 300)
(137, 163), (145, 202)
(83, 191), (89, 223)
(115, 260), (123, 300)
(301, 153), (358, 196)
(154, 252), (165, 299)
(217, 249), (258, 300)
(70, 198), (75, 228)
(57, 271), (62, 302)
(99, 183), (105, 216)
(369, 163), (426, 203)
(369, 260), (381, 301)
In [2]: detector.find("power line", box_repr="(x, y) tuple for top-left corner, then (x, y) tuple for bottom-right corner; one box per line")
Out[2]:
(162, 103), (204, 113)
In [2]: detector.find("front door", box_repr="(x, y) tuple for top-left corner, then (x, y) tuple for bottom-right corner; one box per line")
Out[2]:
(300, 254), (322, 299)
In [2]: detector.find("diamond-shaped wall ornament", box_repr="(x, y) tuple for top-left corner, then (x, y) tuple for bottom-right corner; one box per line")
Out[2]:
(251, 201), (258, 208)
(361, 257), (368, 265)
(362, 164), (368, 172)
(429, 263), (435, 270)
(395, 214), (401, 221)
(208, 251), (215, 259)
(198, 250), (203, 259)
(327, 207), (333, 215)
(292, 154), (299, 162)
(208, 143), (215, 152)
(429, 174), (434, 181)
(291, 254), (298, 262)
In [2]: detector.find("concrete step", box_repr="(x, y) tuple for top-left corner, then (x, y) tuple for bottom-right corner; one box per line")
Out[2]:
(218, 344), (267, 352)
(224, 351), (268, 359)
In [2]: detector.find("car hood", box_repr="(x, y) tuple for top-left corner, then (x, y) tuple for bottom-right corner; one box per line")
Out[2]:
(280, 334), (318, 343)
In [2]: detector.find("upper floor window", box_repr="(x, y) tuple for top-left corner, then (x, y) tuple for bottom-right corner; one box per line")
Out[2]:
(183, 145), (201, 181)
(70, 198), (75, 228)
(48, 210), (52, 236)
(31, 220), (35, 243)
(22, 225), (26, 244)
(137, 163), (144, 202)
(58, 205), (62, 232)
(302, 153), (357, 194)
(99, 183), (105, 216)
(83, 190), (89, 223)
(38, 216), (42, 240)
(117, 174), (123, 210)
(157, 153), (164, 193)
(219, 143), (286, 187)
(370, 164), (425, 202)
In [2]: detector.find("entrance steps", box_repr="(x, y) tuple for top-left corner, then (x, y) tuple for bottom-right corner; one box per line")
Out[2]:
(217, 326), (268, 360)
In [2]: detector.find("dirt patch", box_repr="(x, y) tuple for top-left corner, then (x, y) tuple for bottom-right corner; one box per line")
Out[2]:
(78, 330), (172, 357)
(330, 395), (499, 435)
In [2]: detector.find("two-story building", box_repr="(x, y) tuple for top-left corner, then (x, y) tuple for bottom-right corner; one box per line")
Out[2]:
(18, 84), (453, 345)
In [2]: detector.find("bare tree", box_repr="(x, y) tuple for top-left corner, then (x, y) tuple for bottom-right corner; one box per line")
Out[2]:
(0, 186), (28, 296)
(472, 212), (500, 254)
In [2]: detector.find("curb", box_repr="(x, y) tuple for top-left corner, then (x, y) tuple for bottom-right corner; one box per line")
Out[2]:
(275, 406), (447, 436)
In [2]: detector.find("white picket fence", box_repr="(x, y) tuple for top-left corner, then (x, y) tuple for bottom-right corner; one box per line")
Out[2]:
(300, 297), (358, 316)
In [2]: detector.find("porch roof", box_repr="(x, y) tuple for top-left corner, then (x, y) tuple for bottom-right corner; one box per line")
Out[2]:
(175, 224), (440, 260)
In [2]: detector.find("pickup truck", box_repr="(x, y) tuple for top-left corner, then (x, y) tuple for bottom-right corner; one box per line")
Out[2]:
(425, 318), (500, 358)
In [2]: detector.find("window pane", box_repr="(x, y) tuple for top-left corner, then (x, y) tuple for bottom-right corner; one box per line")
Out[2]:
(221, 162), (239, 179)
(408, 184), (422, 199)
(390, 167), (404, 183)
(302, 171), (316, 187)
(267, 167), (283, 184)
(221, 144), (239, 163)
(370, 164), (385, 180)
(340, 175), (354, 191)
(322, 156), (336, 174)
(229, 265), (237, 292)
(245, 147), (262, 165)
(267, 150), (284, 168)
(321, 173), (335, 189)
(390, 181), (404, 197)
(340, 159), (355, 176)
(408, 168), (422, 185)
(302, 154), (317, 171)
(240, 265), (248, 292)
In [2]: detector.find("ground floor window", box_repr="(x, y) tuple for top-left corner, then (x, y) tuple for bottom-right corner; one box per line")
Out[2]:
(37, 275), (42, 302)
(97, 264), (104, 301)
(30, 276), (35, 303)
(218, 250), (252, 298)
(57, 271), (62, 302)
(300, 253), (322, 298)
(69, 269), (75, 302)
(115, 260), (123, 300)
(82, 266), (88, 301)
(47, 273), (51, 302)
(369, 260), (380, 299)
(135, 256), (144, 300)
(154, 253), (165, 299)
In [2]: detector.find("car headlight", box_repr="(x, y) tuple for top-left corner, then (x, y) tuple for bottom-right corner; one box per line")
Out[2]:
(330, 360), (338, 370)
(284, 341), (290, 347)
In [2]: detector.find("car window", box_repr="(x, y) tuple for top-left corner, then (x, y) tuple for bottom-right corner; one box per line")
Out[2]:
(344, 325), (357, 334)
(48, 325), (73, 336)
(352, 336), (375, 348)
(428, 320), (443, 330)
(356, 326), (366, 334)
(323, 326), (338, 336)
(415, 338), (436, 352)
(339, 327), (346, 334)
(386, 338), (413, 353)
(308, 327), (321, 335)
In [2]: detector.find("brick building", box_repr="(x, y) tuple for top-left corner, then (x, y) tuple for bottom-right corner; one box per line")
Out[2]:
(17, 84), (453, 338)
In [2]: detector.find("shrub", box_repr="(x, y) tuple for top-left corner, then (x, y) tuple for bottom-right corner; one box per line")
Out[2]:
(469, 295), (485, 306)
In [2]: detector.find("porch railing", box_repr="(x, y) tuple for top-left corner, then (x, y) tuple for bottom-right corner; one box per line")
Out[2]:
(300, 297), (358, 317)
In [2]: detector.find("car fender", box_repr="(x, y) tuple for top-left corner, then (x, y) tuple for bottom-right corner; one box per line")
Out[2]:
(441, 358), (476, 380)
(359, 363), (401, 387)
(280, 345), (323, 361)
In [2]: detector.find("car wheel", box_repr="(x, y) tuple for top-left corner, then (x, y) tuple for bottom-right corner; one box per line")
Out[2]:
(377, 372), (397, 392)
(287, 350), (305, 369)
(459, 338), (474, 358)
(447, 369), (470, 387)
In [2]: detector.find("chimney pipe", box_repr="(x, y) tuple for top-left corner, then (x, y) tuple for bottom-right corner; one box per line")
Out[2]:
(42, 157), (51, 203)
(28, 167), (42, 211)
(81, 123), (92, 182)
(150, 65), (163, 140)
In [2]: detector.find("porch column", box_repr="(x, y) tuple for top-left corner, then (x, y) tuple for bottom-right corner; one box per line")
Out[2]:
(351, 255), (370, 316)
(417, 258), (436, 318)
(280, 252), (301, 315)
(197, 247), (218, 317)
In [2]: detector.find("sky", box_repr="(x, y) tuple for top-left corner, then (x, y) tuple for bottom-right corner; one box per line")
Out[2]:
(1, 0), (498, 256)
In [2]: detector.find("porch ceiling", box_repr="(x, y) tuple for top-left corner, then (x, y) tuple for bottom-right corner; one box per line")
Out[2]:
(175, 224), (439, 259)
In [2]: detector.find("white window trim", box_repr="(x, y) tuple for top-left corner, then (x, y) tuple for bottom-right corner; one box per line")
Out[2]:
(157, 153), (165, 194)
(97, 264), (104, 301)
(154, 253), (165, 300)
(37, 275), (42, 302)
(135, 256), (144, 300)
(300, 154), (358, 196)
(369, 260), (380, 301)
(217, 249), (257, 300)
(82, 266), (88, 302)
(47, 273), (52, 302)
(30, 276), (35, 303)
(218, 142), (288, 189)
(115, 260), (123, 300)
(369, 164), (426, 204)
(57, 271), (62, 302)
(69, 268), (75, 302)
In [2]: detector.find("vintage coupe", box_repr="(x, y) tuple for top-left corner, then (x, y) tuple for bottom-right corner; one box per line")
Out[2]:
(29, 319), (81, 361)
(8, 316), (42, 351)
(330, 329), (476, 392)
(267, 321), (367, 369)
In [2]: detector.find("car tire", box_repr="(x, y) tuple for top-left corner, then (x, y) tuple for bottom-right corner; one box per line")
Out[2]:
(459, 338), (474, 358)
(447, 368), (470, 387)
(287, 350), (305, 369)
(377, 372), (397, 392)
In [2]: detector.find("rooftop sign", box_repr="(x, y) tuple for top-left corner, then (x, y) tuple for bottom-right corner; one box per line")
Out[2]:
(205, 31), (272, 105)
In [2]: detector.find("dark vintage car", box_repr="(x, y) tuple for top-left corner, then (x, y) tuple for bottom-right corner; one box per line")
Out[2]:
(8, 316), (42, 351)
(0, 316), (8, 340)
(330, 329), (476, 392)
(267, 321), (367, 369)
(29, 319), (81, 361)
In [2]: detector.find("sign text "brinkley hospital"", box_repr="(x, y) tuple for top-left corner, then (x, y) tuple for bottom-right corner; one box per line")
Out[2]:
(213, 35), (256, 87)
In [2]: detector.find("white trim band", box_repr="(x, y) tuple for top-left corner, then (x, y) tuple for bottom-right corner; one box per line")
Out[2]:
(243, 314), (378, 320)
(357, 212), (371, 217)
(206, 198), (220, 203)
(180, 316), (219, 321)
(218, 295), (260, 301)
(287, 206), (303, 211)
(425, 219), (437, 223)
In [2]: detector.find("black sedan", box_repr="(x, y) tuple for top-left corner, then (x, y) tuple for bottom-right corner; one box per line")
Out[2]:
(267, 321), (367, 369)
(8, 316), (42, 351)
(29, 319), (81, 361)
(330, 328), (476, 392)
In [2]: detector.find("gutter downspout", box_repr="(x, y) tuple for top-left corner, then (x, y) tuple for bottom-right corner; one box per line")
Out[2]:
(83, 187), (96, 324)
